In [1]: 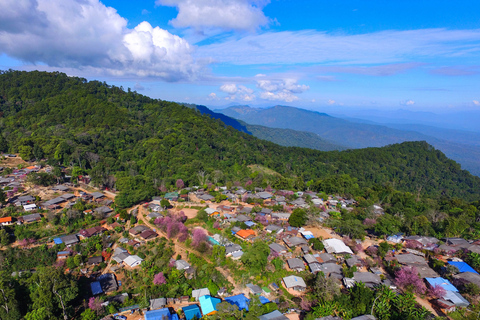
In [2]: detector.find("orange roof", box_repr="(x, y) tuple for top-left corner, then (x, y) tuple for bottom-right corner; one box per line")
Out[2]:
(0, 217), (12, 223)
(26, 166), (37, 170)
(236, 229), (256, 239)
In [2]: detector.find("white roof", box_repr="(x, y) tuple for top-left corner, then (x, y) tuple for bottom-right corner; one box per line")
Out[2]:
(192, 288), (210, 300)
(123, 255), (143, 267)
(23, 204), (37, 209)
(205, 208), (217, 214)
(283, 275), (306, 289)
(323, 238), (353, 254)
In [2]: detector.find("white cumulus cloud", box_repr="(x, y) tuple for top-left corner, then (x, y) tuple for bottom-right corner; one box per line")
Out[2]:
(156, 0), (270, 31)
(256, 78), (309, 102)
(327, 99), (335, 105)
(473, 100), (480, 106)
(401, 100), (415, 106)
(0, 0), (203, 81)
(219, 83), (255, 101)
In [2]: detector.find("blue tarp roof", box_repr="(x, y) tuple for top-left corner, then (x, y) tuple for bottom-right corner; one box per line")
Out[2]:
(182, 304), (202, 320)
(199, 295), (221, 315)
(90, 281), (103, 295)
(57, 251), (69, 255)
(425, 277), (458, 292)
(144, 308), (179, 320)
(448, 261), (479, 274)
(53, 238), (63, 245)
(259, 296), (270, 304)
(225, 294), (250, 311)
(244, 221), (255, 227)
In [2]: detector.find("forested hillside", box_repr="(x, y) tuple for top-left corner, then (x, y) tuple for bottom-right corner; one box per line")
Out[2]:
(1, 70), (480, 206)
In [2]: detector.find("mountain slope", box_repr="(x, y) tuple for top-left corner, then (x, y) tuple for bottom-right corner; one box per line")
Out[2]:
(244, 123), (347, 151)
(1, 70), (480, 203)
(216, 105), (480, 176)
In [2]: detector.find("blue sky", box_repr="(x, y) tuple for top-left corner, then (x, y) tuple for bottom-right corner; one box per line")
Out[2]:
(1, 0), (480, 111)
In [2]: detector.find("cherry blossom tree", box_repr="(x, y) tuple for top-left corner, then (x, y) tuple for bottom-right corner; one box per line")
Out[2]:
(153, 272), (166, 285)
(176, 179), (184, 190)
(395, 266), (426, 295)
(192, 228), (208, 249)
(363, 218), (376, 228)
(88, 297), (103, 314)
(428, 284), (446, 299)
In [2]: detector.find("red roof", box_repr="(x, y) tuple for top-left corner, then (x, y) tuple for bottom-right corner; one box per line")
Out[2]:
(0, 217), (12, 223)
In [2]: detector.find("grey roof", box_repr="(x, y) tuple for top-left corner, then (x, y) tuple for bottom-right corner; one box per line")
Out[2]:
(175, 260), (191, 270)
(60, 193), (75, 200)
(283, 275), (306, 289)
(246, 283), (263, 294)
(61, 234), (79, 245)
(256, 192), (273, 199)
(353, 272), (381, 286)
(192, 288), (210, 300)
(236, 214), (251, 222)
(238, 207), (252, 214)
(444, 237), (470, 247)
(150, 298), (167, 310)
(346, 255), (362, 268)
(309, 263), (323, 273)
(53, 185), (70, 191)
(259, 310), (289, 320)
(21, 213), (41, 222)
(112, 252), (129, 263)
(271, 212), (291, 219)
(44, 196), (66, 206)
(269, 243), (287, 254)
(284, 236), (308, 248)
(225, 244), (242, 255)
(91, 192), (105, 199)
(17, 195), (35, 202)
(395, 254), (427, 265)
(454, 272), (480, 288)
(287, 258), (305, 270)
(198, 194), (215, 201)
(318, 262), (342, 275)
(304, 254), (317, 264)
(265, 224), (282, 232)
(318, 253), (337, 263)
(94, 206), (113, 215)
(129, 225), (149, 235)
(403, 235), (439, 246)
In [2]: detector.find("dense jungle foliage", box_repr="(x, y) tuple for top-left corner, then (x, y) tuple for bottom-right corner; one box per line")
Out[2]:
(1, 70), (480, 207)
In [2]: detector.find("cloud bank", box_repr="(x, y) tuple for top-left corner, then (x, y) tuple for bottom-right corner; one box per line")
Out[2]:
(0, 0), (203, 81)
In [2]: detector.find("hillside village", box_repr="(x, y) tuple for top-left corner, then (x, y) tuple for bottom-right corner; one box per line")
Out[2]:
(1, 156), (480, 320)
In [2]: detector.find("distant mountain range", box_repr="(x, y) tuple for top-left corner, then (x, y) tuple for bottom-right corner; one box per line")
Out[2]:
(189, 104), (346, 151)
(214, 105), (480, 176)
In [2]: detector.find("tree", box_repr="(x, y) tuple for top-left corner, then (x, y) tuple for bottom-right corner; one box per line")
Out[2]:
(241, 241), (270, 271)
(160, 199), (170, 209)
(28, 267), (78, 320)
(191, 228), (208, 250)
(0, 229), (9, 246)
(0, 272), (21, 320)
(176, 179), (184, 190)
(428, 284), (446, 299)
(288, 208), (307, 227)
(309, 238), (324, 251)
(312, 272), (340, 301)
(153, 272), (166, 285)
(394, 266), (426, 295)
(88, 297), (103, 314)
(25, 307), (49, 320)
